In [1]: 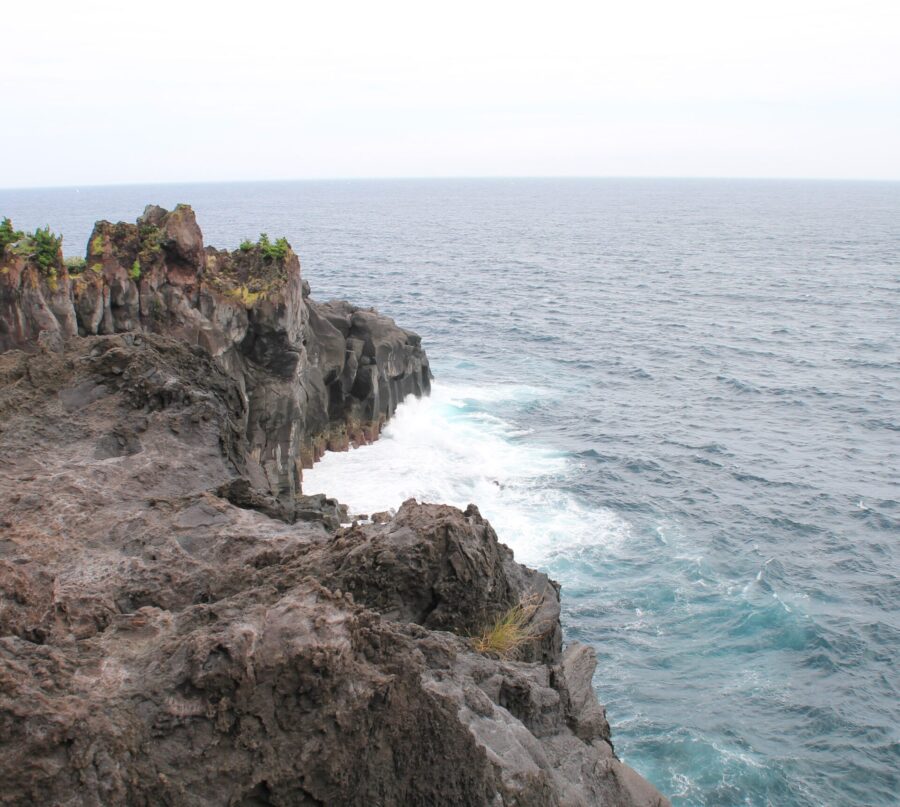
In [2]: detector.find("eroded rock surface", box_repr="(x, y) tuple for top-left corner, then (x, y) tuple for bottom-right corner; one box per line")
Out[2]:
(0, 209), (668, 806)
(0, 206), (431, 499)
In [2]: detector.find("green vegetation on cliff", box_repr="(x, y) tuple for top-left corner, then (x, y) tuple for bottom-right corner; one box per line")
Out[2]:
(0, 218), (24, 253)
(30, 227), (63, 272)
(211, 233), (294, 307)
(472, 597), (543, 659)
(138, 224), (163, 257)
(239, 233), (291, 261)
(65, 256), (87, 275)
(1, 218), (64, 289)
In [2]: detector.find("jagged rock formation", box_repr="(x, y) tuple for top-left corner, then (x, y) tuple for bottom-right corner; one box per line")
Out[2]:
(0, 208), (668, 806)
(0, 206), (431, 498)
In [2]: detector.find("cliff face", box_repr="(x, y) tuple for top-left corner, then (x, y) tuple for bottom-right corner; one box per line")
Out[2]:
(0, 208), (668, 807)
(0, 205), (431, 499)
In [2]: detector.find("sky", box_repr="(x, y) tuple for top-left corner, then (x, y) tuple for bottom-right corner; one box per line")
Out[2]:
(2, 0), (899, 188)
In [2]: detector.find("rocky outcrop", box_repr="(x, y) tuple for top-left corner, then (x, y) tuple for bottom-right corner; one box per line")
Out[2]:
(0, 206), (431, 500)
(312, 501), (564, 665)
(0, 207), (668, 806)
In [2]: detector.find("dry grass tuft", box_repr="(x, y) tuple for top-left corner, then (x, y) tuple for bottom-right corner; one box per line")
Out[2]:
(472, 595), (542, 659)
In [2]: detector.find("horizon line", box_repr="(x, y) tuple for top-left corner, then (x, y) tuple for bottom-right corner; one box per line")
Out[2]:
(3, 174), (900, 193)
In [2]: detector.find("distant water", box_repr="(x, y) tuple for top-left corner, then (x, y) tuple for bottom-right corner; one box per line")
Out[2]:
(2, 178), (898, 806)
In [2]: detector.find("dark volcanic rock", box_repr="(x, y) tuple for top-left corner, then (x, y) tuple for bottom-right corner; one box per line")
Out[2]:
(315, 500), (563, 663)
(0, 208), (668, 806)
(0, 205), (431, 501)
(216, 478), (349, 530)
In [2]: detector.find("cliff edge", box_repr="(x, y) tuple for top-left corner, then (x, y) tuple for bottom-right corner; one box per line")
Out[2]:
(0, 206), (431, 497)
(0, 208), (668, 806)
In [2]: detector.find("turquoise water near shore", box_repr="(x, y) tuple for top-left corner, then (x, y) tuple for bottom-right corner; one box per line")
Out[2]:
(3, 178), (898, 806)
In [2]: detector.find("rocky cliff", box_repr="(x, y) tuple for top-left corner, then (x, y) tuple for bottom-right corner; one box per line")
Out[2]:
(0, 208), (668, 806)
(0, 206), (431, 498)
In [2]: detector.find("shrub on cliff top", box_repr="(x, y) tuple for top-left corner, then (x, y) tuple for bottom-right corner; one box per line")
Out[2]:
(258, 233), (290, 261)
(0, 217), (24, 253)
(240, 233), (291, 261)
(31, 227), (63, 271)
(1, 220), (65, 288)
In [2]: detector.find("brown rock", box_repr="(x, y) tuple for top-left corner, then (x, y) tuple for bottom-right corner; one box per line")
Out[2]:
(0, 210), (667, 807)
(1, 205), (431, 505)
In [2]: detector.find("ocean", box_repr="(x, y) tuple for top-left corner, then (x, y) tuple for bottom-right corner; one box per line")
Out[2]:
(2, 178), (898, 806)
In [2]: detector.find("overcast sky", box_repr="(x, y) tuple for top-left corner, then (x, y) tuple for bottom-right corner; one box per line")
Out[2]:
(3, 0), (899, 188)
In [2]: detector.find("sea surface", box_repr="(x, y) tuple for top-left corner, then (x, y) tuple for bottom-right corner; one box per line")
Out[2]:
(2, 178), (898, 806)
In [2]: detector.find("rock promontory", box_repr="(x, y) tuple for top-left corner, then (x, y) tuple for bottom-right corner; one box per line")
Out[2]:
(0, 208), (668, 806)
(0, 206), (431, 497)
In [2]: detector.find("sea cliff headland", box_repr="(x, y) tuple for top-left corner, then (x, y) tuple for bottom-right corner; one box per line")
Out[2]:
(0, 206), (668, 806)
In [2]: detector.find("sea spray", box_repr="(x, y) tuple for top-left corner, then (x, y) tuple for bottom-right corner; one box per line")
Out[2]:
(303, 381), (633, 568)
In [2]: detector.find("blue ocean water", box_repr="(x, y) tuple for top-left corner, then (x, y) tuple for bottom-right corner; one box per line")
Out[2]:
(2, 179), (898, 806)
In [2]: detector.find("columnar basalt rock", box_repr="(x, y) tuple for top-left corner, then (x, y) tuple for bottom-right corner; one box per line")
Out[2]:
(0, 207), (668, 807)
(0, 205), (431, 501)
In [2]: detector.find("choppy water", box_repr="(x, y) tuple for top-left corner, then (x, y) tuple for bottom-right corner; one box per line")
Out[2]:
(3, 178), (898, 806)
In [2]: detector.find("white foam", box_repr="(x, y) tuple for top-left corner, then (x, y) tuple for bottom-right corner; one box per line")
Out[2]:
(302, 382), (631, 567)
